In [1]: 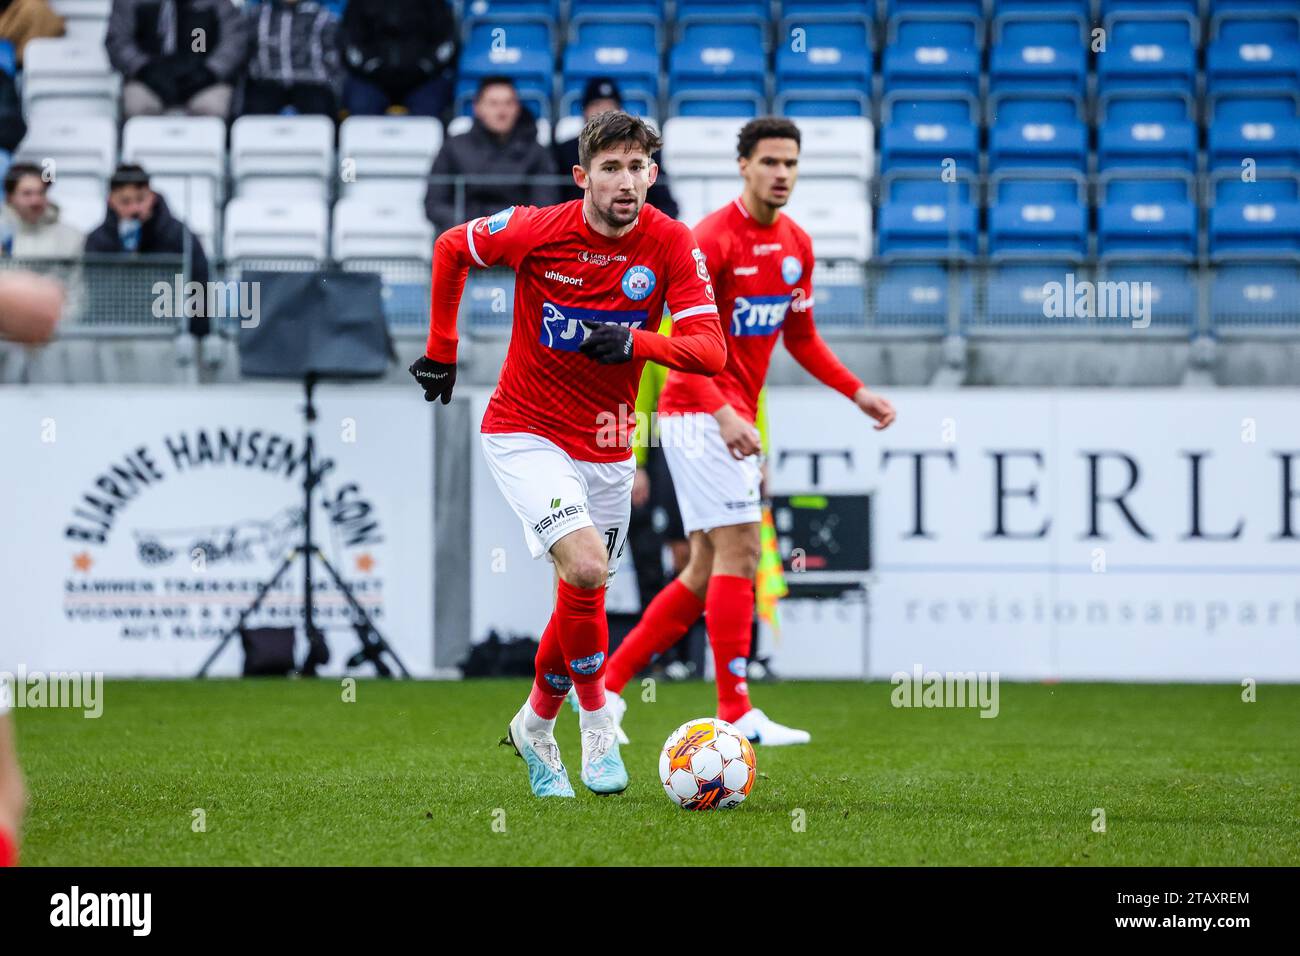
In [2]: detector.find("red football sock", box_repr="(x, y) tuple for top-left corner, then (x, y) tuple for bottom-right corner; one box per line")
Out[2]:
(605, 578), (705, 693)
(555, 578), (608, 711)
(528, 615), (569, 720)
(706, 574), (754, 724)
(0, 827), (17, 867)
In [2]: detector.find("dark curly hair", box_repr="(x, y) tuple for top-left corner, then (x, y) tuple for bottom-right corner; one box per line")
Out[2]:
(737, 117), (802, 159)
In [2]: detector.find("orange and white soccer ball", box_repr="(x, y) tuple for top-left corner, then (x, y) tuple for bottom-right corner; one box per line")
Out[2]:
(659, 717), (756, 810)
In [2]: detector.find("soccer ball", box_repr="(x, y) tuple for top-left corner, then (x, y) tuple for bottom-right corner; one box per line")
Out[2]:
(659, 718), (756, 810)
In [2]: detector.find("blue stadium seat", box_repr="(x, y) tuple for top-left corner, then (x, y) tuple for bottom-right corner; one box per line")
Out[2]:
(989, 118), (1089, 173)
(882, 17), (982, 96)
(1211, 173), (1300, 203)
(886, 178), (975, 204)
(1097, 117), (1198, 172)
(1097, 263), (1196, 329)
(1104, 176), (1194, 203)
(992, 0), (1089, 16)
(1211, 200), (1300, 255)
(874, 264), (972, 329)
(1097, 16), (1197, 98)
(989, 17), (1087, 93)
(877, 200), (979, 259)
(1211, 262), (1300, 330)
(989, 94), (1084, 127)
(1098, 198), (1197, 259)
(669, 22), (767, 116)
(774, 20), (872, 116)
(1101, 0), (1198, 14)
(570, 0), (663, 18)
(1209, 111), (1300, 172)
(568, 7), (663, 51)
(678, 1), (769, 33)
(1102, 93), (1194, 125)
(989, 201), (1088, 258)
(887, 0), (982, 15)
(1207, 17), (1300, 92)
(995, 177), (1085, 204)
(456, 23), (554, 118)
(562, 22), (660, 115)
(982, 264), (1078, 328)
(880, 114), (979, 175)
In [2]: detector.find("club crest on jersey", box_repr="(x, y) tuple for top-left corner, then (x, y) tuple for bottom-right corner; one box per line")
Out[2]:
(485, 205), (515, 235)
(621, 265), (656, 301)
(691, 247), (710, 282)
(540, 302), (648, 351)
(731, 295), (790, 337)
(781, 255), (803, 285)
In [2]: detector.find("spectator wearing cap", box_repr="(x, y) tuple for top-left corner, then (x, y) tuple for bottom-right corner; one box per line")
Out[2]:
(84, 164), (212, 336)
(552, 77), (679, 220)
(340, 0), (457, 118)
(238, 0), (342, 119)
(107, 0), (251, 120)
(423, 75), (559, 232)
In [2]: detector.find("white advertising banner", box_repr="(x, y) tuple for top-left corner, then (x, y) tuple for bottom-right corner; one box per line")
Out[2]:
(0, 386), (434, 677)
(766, 389), (1300, 681)
(467, 386), (1300, 682)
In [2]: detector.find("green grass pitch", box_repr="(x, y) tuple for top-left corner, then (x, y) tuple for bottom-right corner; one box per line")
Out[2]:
(14, 679), (1299, 866)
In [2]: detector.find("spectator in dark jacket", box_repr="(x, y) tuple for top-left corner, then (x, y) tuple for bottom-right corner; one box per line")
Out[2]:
(0, 66), (23, 151)
(341, 0), (456, 118)
(238, 0), (341, 118)
(107, 0), (250, 120)
(85, 164), (211, 335)
(424, 76), (558, 232)
(553, 77), (679, 220)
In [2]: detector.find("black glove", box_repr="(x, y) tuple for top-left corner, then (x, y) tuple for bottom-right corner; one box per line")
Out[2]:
(579, 320), (634, 364)
(409, 356), (456, 404)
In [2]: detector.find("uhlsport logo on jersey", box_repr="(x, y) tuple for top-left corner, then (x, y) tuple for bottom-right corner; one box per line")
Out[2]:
(484, 206), (515, 235)
(781, 255), (803, 285)
(570, 652), (605, 675)
(540, 302), (648, 351)
(731, 295), (791, 336)
(621, 265), (656, 300)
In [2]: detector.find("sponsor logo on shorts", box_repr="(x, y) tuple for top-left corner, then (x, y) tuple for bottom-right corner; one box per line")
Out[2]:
(725, 498), (757, 510)
(540, 302), (648, 351)
(731, 295), (790, 337)
(569, 652), (605, 675)
(533, 501), (588, 535)
(728, 657), (748, 678)
(621, 265), (657, 301)
(545, 270), (584, 287)
(545, 672), (573, 691)
(782, 255), (803, 285)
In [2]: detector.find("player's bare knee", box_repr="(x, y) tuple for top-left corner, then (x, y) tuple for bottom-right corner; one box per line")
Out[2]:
(561, 553), (608, 590)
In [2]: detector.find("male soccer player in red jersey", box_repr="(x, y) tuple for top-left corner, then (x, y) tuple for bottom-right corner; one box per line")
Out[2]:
(409, 111), (725, 797)
(603, 117), (897, 745)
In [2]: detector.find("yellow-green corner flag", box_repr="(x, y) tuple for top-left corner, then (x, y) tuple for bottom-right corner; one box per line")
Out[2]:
(756, 505), (788, 638)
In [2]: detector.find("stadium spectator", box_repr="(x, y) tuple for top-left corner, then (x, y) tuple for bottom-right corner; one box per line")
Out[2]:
(0, 0), (64, 65)
(1, 162), (84, 259)
(238, 0), (342, 119)
(554, 78), (679, 220)
(107, 0), (251, 120)
(423, 75), (558, 232)
(340, 0), (457, 119)
(85, 164), (211, 336)
(0, 60), (24, 151)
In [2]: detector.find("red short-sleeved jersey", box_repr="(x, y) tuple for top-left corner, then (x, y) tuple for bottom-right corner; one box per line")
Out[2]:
(442, 199), (722, 462)
(658, 197), (862, 424)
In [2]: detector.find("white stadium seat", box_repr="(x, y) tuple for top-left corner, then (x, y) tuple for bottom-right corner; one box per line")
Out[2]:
(338, 116), (442, 201)
(782, 192), (872, 263)
(230, 115), (335, 201)
(662, 116), (746, 177)
(14, 116), (118, 197)
(332, 198), (434, 261)
(223, 198), (329, 262)
(150, 175), (218, 260)
(21, 37), (119, 119)
(795, 118), (875, 180)
(47, 191), (106, 235)
(122, 116), (227, 200)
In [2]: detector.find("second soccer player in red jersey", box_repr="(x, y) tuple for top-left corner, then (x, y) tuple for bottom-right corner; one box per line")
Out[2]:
(603, 117), (897, 745)
(409, 111), (725, 797)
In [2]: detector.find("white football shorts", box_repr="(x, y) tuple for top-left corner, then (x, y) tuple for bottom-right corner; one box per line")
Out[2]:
(480, 431), (635, 585)
(658, 412), (763, 534)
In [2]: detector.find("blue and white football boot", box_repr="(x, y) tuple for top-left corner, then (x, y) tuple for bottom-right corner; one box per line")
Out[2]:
(579, 710), (629, 795)
(503, 705), (575, 798)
